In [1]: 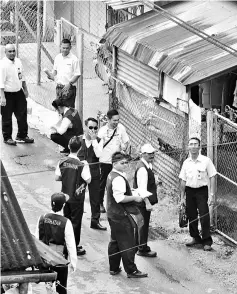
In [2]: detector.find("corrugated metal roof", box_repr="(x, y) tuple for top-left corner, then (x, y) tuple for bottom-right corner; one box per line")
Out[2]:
(1, 161), (43, 272)
(102, 1), (237, 85)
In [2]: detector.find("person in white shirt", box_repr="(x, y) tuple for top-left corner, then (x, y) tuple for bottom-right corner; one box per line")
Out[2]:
(106, 152), (148, 278)
(133, 143), (158, 258)
(77, 117), (107, 230)
(50, 98), (83, 154)
(98, 109), (130, 213)
(55, 136), (91, 256)
(179, 137), (217, 251)
(35, 192), (77, 294)
(45, 39), (80, 108)
(0, 44), (34, 145)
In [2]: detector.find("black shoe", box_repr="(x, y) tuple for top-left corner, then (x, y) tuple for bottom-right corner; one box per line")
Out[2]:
(15, 136), (34, 143)
(4, 138), (17, 146)
(203, 245), (212, 251)
(100, 204), (106, 213)
(60, 148), (70, 154)
(137, 250), (157, 257)
(110, 267), (122, 276)
(90, 222), (107, 231)
(186, 238), (202, 247)
(77, 246), (86, 256)
(127, 270), (148, 278)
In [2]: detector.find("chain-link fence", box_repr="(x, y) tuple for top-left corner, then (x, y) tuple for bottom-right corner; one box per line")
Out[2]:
(1, 1), (109, 118)
(214, 112), (237, 242)
(113, 82), (189, 192)
(1, 1), (58, 109)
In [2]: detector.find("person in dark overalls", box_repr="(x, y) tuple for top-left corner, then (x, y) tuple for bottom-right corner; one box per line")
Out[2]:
(50, 98), (83, 154)
(55, 136), (91, 256)
(36, 192), (77, 294)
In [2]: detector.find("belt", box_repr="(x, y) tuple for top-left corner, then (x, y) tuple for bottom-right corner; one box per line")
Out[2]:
(186, 185), (207, 189)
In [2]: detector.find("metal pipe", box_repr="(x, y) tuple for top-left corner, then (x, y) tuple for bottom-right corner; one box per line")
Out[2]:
(217, 172), (237, 187)
(214, 111), (237, 128)
(149, 112), (176, 127)
(1, 271), (57, 284)
(61, 17), (78, 30)
(215, 229), (237, 246)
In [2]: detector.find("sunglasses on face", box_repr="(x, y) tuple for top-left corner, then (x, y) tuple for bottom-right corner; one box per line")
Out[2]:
(119, 161), (129, 165)
(8, 50), (15, 53)
(88, 126), (98, 130)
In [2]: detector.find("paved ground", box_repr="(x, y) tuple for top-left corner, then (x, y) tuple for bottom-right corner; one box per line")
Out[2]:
(1, 122), (229, 294)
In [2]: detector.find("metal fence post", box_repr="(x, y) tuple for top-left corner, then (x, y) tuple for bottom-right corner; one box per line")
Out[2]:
(15, 0), (19, 57)
(207, 110), (216, 227)
(76, 30), (84, 121)
(55, 20), (61, 52)
(37, 0), (42, 85)
(213, 113), (218, 229)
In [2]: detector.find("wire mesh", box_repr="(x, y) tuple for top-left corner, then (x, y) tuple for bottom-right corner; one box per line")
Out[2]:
(214, 112), (237, 241)
(1, 1), (58, 109)
(112, 82), (190, 190)
(1, 1), (109, 116)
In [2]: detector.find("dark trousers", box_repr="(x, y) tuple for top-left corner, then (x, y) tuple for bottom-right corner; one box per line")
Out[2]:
(108, 218), (138, 274)
(99, 163), (112, 204)
(138, 206), (151, 252)
(186, 186), (213, 246)
(1, 89), (28, 140)
(88, 177), (101, 224)
(53, 265), (68, 294)
(64, 196), (85, 247)
(51, 133), (71, 151)
(56, 85), (76, 108)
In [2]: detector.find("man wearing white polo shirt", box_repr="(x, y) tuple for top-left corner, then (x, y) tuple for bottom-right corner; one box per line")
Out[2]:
(45, 39), (80, 108)
(0, 44), (34, 145)
(98, 109), (130, 213)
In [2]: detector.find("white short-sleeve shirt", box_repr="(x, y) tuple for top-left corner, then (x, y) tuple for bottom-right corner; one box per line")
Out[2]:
(0, 57), (25, 92)
(53, 52), (80, 85)
(179, 154), (217, 188)
(98, 123), (129, 164)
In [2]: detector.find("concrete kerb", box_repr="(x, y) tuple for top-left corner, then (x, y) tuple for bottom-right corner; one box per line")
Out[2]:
(27, 97), (58, 138)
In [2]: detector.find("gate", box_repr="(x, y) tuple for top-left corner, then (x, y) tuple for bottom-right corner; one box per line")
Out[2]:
(214, 112), (237, 243)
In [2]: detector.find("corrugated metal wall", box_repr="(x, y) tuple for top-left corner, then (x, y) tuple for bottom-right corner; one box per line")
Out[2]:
(117, 50), (160, 98)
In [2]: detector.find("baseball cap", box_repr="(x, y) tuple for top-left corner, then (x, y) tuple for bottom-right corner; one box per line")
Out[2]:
(52, 98), (66, 109)
(141, 143), (156, 154)
(51, 192), (68, 207)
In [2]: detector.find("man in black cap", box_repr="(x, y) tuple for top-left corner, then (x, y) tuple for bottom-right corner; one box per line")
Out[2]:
(35, 192), (77, 294)
(106, 152), (148, 278)
(55, 136), (91, 256)
(50, 99), (83, 154)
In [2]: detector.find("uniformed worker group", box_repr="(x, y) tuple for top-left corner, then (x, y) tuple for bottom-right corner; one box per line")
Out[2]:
(0, 40), (217, 294)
